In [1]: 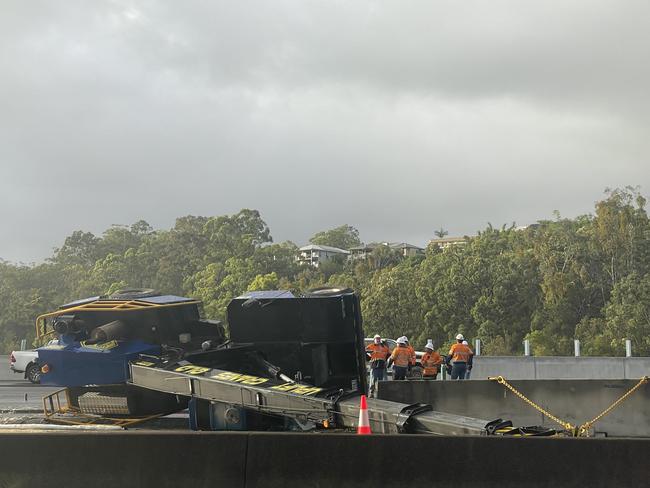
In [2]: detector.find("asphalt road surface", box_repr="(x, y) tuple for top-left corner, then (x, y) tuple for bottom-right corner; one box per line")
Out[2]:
(0, 355), (58, 410)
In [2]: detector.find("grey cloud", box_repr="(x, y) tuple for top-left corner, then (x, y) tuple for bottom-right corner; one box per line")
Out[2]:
(0, 1), (649, 262)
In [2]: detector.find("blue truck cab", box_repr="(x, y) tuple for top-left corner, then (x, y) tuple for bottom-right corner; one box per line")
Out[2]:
(35, 289), (225, 387)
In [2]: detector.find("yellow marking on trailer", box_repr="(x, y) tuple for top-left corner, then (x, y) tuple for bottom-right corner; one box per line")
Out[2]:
(174, 365), (211, 375)
(212, 372), (269, 385)
(79, 340), (119, 350)
(270, 383), (322, 396)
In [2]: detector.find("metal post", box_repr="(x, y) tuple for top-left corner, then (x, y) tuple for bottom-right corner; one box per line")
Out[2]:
(574, 339), (581, 357)
(474, 339), (481, 356)
(626, 339), (632, 358)
(523, 339), (530, 356)
(20, 339), (26, 351)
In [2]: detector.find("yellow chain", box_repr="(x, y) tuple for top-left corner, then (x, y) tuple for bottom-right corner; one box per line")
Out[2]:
(577, 376), (649, 436)
(489, 375), (649, 437)
(488, 376), (575, 432)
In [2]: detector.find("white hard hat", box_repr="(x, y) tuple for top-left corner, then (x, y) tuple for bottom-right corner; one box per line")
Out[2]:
(373, 334), (381, 339)
(462, 340), (468, 345)
(403, 336), (409, 343)
(425, 340), (434, 350)
(456, 333), (464, 341)
(397, 337), (407, 345)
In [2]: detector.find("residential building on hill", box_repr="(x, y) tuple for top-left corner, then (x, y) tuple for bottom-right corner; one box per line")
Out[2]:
(349, 242), (424, 259)
(297, 244), (350, 267)
(348, 243), (378, 260)
(428, 236), (470, 249)
(390, 242), (425, 257)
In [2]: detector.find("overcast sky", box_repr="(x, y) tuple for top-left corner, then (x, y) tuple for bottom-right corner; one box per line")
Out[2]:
(1, 1), (649, 263)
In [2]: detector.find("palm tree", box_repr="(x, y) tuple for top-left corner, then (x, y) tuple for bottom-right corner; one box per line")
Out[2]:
(434, 227), (448, 239)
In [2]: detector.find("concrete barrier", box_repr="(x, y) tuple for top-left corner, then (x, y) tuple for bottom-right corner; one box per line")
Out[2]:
(378, 379), (650, 437)
(1, 431), (649, 488)
(0, 431), (248, 487)
(245, 434), (650, 488)
(471, 356), (650, 380)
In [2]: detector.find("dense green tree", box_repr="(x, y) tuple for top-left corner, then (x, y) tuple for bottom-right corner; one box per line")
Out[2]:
(527, 217), (603, 355)
(251, 242), (300, 278)
(52, 231), (102, 267)
(204, 209), (272, 262)
(417, 226), (540, 355)
(248, 272), (280, 291)
(362, 261), (426, 345)
(99, 221), (153, 257)
(309, 225), (361, 250)
(367, 245), (403, 270)
(577, 273), (650, 356)
(591, 187), (650, 286)
(189, 257), (258, 323)
(2, 190), (650, 357)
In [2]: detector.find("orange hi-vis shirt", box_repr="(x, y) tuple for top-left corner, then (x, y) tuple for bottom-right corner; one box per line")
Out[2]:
(448, 343), (473, 363)
(390, 346), (412, 368)
(421, 351), (442, 376)
(366, 343), (390, 361)
(406, 345), (416, 366)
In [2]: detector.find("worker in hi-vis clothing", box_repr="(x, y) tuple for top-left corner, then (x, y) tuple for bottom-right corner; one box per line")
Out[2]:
(366, 334), (391, 397)
(404, 336), (416, 369)
(421, 340), (443, 380)
(447, 334), (473, 380)
(388, 337), (411, 380)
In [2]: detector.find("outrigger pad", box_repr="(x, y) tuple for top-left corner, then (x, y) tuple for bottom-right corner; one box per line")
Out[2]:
(485, 418), (560, 437)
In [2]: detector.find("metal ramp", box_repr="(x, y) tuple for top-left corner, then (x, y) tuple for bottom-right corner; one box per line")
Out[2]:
(42, 388), (162, 428)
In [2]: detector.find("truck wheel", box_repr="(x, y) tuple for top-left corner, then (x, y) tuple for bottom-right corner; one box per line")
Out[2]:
(26, 363), (41, 384)
(304, 287), (354, 297)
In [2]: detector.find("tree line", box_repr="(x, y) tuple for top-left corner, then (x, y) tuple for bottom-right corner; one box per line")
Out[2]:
(1, 187), (649, 356)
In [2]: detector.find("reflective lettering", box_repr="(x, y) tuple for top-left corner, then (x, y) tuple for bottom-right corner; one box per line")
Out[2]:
(270, 383), (322, 396)
(175, 365), (211, 375)
(212, 372), (269, 385)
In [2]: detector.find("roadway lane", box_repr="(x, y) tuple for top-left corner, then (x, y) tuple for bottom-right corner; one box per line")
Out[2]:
(0, 355), (58, 411)
(0, 356), (191, 428)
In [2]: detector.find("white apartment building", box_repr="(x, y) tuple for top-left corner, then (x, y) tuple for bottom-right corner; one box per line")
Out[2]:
(297, 244), (350, 267)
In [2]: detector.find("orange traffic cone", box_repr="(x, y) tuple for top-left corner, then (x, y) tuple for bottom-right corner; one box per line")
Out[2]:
(357, 394), (371, 435)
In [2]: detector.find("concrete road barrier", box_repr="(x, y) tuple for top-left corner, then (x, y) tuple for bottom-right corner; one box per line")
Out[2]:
(0, 431), (248, 487)
(471, 356), (650, 380)
(378, 379), (650, 437)
(1, 431), (650, 487)
(246, 434), (650, 488)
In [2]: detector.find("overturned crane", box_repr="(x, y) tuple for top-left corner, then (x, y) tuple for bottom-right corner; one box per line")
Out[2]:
(35, 288), (544, 435)
(130, 289), (497, 435)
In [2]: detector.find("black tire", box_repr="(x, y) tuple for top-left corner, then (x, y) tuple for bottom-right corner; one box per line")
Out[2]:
(108, 288), (159, 300)
(304, 286), (354, 297)
(26, 363), (41, 384)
